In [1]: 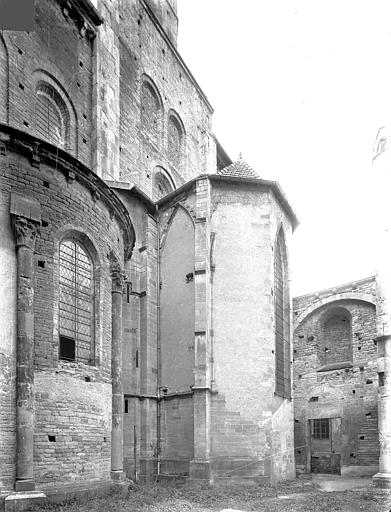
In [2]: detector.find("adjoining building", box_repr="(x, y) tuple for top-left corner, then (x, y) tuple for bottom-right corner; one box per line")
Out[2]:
(289, 124), (391, 488)
(292, 277), (379, 476)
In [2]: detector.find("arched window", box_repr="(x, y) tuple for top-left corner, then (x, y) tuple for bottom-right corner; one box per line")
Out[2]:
(36, 82), (70, 149)
(167, 112), (183, 169)
(274, 228), (290, 398)
(141, 79), (161, 145)
(153, 166), (175, 200)
(59, 239), (94, 364)
(321, 307), (352, 367)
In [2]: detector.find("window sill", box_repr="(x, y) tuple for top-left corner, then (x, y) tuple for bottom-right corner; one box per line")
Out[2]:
(317, 361), (353, 373)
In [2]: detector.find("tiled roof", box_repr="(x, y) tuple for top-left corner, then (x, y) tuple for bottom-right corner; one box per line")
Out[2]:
(217, 154), (260, 179)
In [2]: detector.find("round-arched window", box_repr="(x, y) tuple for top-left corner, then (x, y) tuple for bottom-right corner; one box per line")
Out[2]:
(36, 82), (70, 149)
(59, 239), (94, 364)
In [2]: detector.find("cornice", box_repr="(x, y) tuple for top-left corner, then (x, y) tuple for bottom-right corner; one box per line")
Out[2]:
(57, 0), (104, 39)
(0, 123), (135, 261)
(140, 0), (213, 114)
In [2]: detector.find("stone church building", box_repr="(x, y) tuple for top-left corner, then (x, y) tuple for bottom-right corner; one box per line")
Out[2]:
(0, 0), (299, 505)
(0, 0), (390, 509)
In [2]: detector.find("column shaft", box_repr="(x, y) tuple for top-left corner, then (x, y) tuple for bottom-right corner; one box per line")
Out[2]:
(110, 265), (125, 480)
(13, 217), (39, 492)
(374, 335), (391, 487)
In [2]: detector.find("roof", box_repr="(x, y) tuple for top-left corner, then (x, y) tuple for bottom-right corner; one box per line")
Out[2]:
(214, 137), (233, 171)
(217, 154), (260, 179)
(156, 172), (299, 232)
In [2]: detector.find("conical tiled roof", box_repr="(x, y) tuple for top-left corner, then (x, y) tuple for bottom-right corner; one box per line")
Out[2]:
(217, 153), (260, 179)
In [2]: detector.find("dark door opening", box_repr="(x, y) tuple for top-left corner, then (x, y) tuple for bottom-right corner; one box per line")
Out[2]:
(310, 417), (341, 474)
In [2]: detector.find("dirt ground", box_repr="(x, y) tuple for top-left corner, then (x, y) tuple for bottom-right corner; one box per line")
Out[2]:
(29, 477), (391, 512)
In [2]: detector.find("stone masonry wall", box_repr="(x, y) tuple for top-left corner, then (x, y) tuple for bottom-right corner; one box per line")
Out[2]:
(209, 182), (295, 482)
(293, 277), (379, 476)
(0, 151), (17, 490)
(119, 0), (216, 197)
(155, 188), (197, 478)
(1, 0), (94, 167)
(159, 396), (194, 476)
(115, 188), (159, 481)
(0, 132), (127, 491)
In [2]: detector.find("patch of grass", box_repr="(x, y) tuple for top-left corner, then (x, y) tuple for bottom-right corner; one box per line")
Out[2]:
(28, 480), (391, 512)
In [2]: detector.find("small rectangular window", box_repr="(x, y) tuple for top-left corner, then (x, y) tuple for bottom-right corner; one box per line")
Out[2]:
(311, 418), (330, 439)
(124, 399), (129, 414)
(59, 335), (75, 362)
(379, 372), (385, 387)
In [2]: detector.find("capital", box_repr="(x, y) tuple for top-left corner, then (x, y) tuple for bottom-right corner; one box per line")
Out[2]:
(12, 216), (40, 250)
(110, 263), (126, 294)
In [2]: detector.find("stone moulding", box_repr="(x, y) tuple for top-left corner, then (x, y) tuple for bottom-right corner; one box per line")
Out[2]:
(140, 0), (213, 114)
(57, 0), (103, 39)
(0, 123), (135, 261)
(156, 173), (298, 232)
(294, 292), (376, 328)
(316, 361), (353, 372)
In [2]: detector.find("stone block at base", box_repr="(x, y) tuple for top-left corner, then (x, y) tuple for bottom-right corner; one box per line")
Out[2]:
(341, 465), (379, 477)
(111, 481), (130, 498)
(373, 472), (391, 488)
(5, 492), (46, 512)
(138, 458), (157, 484)
(189, 460), (211, 482)
(14, 481), (35, 492)
(110, 470), (125, 481)
(41, 479), (113, 504)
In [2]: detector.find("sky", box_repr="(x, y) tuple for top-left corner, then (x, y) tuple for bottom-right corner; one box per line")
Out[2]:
(176, 0), (391, 296)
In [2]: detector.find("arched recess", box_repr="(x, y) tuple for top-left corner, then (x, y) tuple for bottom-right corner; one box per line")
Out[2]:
(32, 70), (78, 156)
(0, 35), (9, 123)
(294, 293), (376, 329)
(140, 75), (162, 146)
(153, 165), (175, 201)
(159, 205), (195, 464)
(274, 226), (291, 399)
(319, 306), (352, 366)
(167, 109), (185, 170)
(160, 206), (195, 391)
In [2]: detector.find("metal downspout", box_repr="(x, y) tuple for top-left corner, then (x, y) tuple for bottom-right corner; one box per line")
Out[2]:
(156, 205), (161, 478)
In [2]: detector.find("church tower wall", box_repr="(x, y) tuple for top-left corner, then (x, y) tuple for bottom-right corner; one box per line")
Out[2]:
(0, 0), (98, 170)
(119, 0), (216, 196)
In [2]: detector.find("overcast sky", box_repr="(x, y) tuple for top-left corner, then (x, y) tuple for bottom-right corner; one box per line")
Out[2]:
(177, 0), (391, 296)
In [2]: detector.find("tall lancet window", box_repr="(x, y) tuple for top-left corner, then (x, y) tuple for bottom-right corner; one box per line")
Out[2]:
(274, 228), (291, 398)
